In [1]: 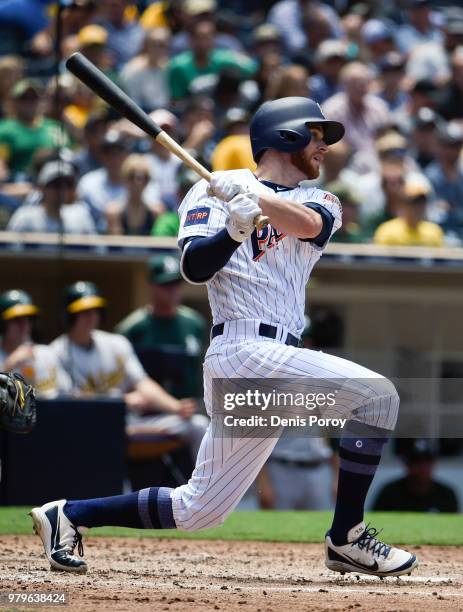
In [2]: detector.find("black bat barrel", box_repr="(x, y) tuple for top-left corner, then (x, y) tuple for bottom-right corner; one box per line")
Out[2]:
(65, 52), (162, 139)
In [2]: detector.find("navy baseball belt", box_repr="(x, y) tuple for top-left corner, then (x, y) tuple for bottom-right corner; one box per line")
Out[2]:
(211, 322), (301, 347)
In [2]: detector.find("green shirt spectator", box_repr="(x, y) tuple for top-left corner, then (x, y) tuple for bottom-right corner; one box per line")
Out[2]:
(151, 211), (180, 237)
(151, 167), (201, 237)
(115, 253), (206, 399)
(0, 117), (68, 175)
(167, 20), (256, 100)
(325, 181), (368, 243)
(331, 222), (368, 244)
(0, 79), (70, 176)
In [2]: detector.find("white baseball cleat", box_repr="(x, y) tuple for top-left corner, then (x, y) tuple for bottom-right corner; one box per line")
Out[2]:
(325, 522), (418, 577)
(29, 499), (87, 573)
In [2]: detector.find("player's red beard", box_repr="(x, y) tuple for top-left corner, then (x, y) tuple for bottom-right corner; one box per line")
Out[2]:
(290, 148), (321, 180)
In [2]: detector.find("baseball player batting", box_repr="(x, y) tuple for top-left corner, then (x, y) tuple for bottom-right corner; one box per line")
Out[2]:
(30, 97), (418, 578)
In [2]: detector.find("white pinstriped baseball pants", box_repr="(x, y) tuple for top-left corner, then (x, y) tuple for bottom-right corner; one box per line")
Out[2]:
(171, 320), (399, 531)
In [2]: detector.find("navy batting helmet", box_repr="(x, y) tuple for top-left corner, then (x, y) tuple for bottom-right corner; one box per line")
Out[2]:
(250, 97), (345, 162)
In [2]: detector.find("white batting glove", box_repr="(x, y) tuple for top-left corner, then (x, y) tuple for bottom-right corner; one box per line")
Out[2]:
(207, 171), (246, 202)
(226, 193), (262, 243)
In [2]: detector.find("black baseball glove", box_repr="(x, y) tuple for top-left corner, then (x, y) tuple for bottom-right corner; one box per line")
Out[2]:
(0, 372), (37, 434)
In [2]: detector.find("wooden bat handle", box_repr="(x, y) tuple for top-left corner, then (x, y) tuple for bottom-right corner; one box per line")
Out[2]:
(156, 132), (211, 181)
(156, 131), (270, 231)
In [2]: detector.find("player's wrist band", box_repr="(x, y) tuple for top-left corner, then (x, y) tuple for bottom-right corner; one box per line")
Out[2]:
(211, 322), (301, 347)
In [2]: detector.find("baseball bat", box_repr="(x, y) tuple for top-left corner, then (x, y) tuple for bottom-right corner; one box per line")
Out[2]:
(65, 52), (269, 230)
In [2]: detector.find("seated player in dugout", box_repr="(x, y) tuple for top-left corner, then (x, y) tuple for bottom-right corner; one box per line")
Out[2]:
(49, 281), (208, 457)
(30, 97), (418, 580)
(115, 253), (206, 402)
(373, 439), (459, 513)
(0, 289), (70, 397)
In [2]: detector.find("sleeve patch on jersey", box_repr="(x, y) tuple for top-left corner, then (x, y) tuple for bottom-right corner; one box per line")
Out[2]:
(323, 192), (339, 204)
(184, 207), (211, 227)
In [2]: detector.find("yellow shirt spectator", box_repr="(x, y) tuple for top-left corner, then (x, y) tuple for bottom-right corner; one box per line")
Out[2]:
(374, 217), (444, 247)
(211, 135), (256, 172)
(374, 177), (444, 247)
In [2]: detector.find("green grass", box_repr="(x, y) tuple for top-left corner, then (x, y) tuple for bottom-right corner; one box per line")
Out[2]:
(0, 508), (461, 545)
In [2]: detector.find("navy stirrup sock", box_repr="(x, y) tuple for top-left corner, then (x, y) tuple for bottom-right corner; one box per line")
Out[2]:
(330, 432), (388, 545)
(64, 487), (176, 529)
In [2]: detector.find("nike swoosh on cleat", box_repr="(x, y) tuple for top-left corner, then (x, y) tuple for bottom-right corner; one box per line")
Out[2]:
(328, 548), (379, 571)
(343, 554), (378, 572)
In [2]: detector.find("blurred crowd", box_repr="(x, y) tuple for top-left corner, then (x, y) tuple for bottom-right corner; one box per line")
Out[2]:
(0, 0), (463, 245)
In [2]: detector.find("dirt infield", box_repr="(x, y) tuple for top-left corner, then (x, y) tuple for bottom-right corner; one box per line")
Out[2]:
(0, 536), (462, 611)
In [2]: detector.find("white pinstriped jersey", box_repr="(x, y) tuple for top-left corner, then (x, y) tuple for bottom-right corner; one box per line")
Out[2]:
(178, 169), (342, 337)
